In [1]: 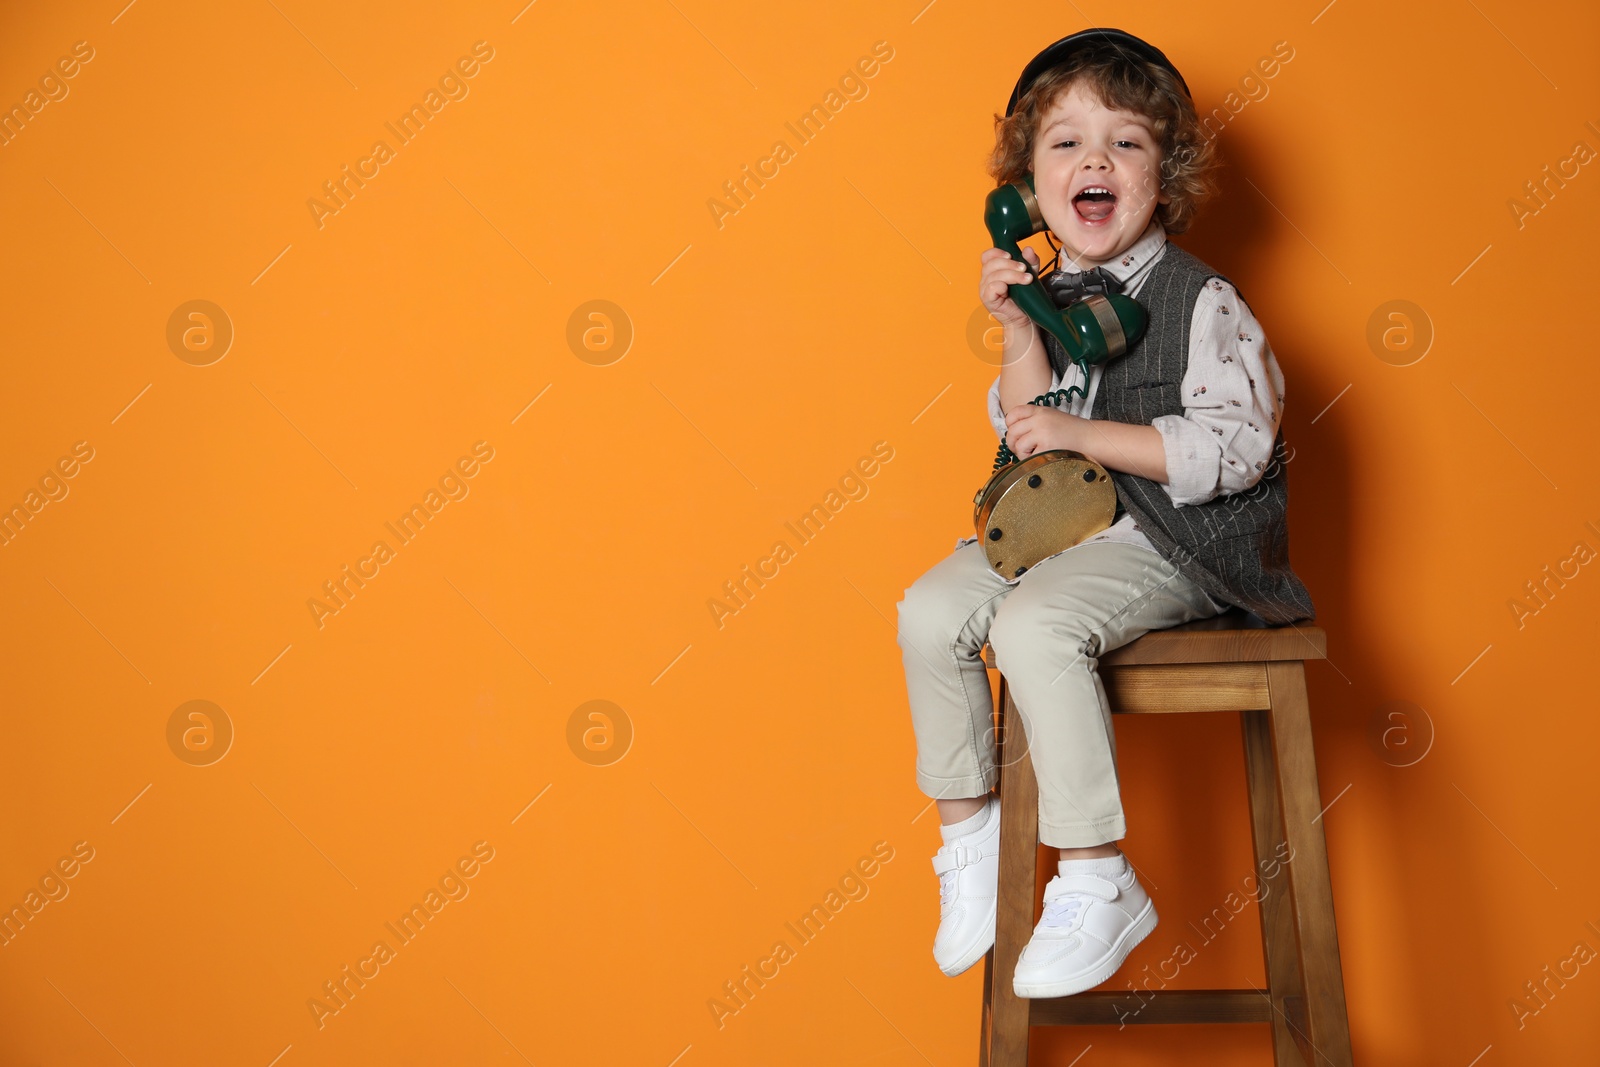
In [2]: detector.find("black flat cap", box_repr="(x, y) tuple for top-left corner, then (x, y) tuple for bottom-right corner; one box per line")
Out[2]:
(1005, 27), (1192, 116)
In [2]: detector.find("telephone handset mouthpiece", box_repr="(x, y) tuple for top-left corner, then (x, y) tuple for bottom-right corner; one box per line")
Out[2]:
(983, 173), (1148, 372)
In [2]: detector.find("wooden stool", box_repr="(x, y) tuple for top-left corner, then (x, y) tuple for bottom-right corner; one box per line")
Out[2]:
(976, 608), (1354, 1066)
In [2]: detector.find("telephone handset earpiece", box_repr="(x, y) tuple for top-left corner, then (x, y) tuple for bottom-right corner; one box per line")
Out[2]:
(983, 173), (1148, 375)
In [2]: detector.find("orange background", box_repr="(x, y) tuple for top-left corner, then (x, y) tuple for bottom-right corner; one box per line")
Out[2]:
(2, 1), (1597, 1064)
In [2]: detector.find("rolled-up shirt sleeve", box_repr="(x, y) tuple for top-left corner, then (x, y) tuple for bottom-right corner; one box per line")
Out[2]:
(1152, 278), (1286, 507)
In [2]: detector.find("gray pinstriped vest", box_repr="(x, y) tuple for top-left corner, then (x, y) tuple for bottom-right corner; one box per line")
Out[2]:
(1042, 242), (1317, 624)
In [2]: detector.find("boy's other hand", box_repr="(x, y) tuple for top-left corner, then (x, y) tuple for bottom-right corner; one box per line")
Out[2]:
(980, 246), (1040, 331)
(1004, 404), (1082, 459)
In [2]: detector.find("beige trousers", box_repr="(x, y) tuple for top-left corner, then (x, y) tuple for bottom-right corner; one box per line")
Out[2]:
(896, 538), (1224, 848)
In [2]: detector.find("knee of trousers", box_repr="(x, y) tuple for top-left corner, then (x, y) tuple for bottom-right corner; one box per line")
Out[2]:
(895, 577), (963, 657)
(988, 596), (1098, 677)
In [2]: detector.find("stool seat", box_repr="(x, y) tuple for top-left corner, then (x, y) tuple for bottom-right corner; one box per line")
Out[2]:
(983, 607), (1325, 668)
(976, 608), (1354, 1067)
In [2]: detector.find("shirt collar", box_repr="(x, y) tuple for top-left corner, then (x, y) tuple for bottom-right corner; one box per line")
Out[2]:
(1050, 217), (1167, 292)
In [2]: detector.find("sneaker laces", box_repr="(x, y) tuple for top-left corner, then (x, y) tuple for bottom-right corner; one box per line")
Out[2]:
(937, 864), (958, 915)
(1038, 874), (1120, 933)
(1038, 893), (1087, 931)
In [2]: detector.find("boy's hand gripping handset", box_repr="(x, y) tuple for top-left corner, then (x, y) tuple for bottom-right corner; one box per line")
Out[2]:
(971, 174), (1150, 579)
(982, 173), (1149, 393)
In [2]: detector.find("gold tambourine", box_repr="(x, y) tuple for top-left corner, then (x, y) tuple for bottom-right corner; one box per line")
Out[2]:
(971, 450), (1116, 579)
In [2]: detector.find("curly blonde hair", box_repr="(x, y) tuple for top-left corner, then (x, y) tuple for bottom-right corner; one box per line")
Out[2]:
(986, 41), (1218, 235)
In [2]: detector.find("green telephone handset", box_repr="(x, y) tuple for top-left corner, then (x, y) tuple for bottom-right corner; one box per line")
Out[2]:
(983, 173), (1148, 386)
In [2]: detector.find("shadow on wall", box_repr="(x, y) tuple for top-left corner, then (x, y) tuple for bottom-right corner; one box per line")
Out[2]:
(1164, 125), (1405, 1036)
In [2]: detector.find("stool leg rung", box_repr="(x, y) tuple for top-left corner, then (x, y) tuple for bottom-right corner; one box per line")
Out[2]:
(1028, 988), (1274, 1025)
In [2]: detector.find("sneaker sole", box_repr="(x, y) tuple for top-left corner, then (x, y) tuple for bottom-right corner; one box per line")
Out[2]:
(1010, 899), (1158, 998)
(937, 895), (999, 977)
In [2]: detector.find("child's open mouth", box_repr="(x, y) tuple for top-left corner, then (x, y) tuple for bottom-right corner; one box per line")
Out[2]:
(1072, 186), (1117, 224)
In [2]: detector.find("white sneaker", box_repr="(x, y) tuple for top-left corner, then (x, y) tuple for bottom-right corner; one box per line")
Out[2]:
(1011, 857), (1158, 998)
(930, 796), (1001, 976)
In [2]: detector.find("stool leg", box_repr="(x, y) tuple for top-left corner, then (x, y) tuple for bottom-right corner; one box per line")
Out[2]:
(982, 676), (1037, 1067)
(1266, 660), (1355, 1066)
(1242, 706), (1314, 1065)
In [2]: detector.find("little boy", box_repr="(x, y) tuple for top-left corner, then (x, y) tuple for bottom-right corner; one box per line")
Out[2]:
(896, 28), (1315, 998)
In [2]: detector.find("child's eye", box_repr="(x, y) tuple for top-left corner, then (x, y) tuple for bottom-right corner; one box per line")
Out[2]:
(1052, 140), (1141, 150)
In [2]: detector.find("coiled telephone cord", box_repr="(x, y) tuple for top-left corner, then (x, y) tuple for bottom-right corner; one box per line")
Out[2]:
(992, 378), (1090, 471)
